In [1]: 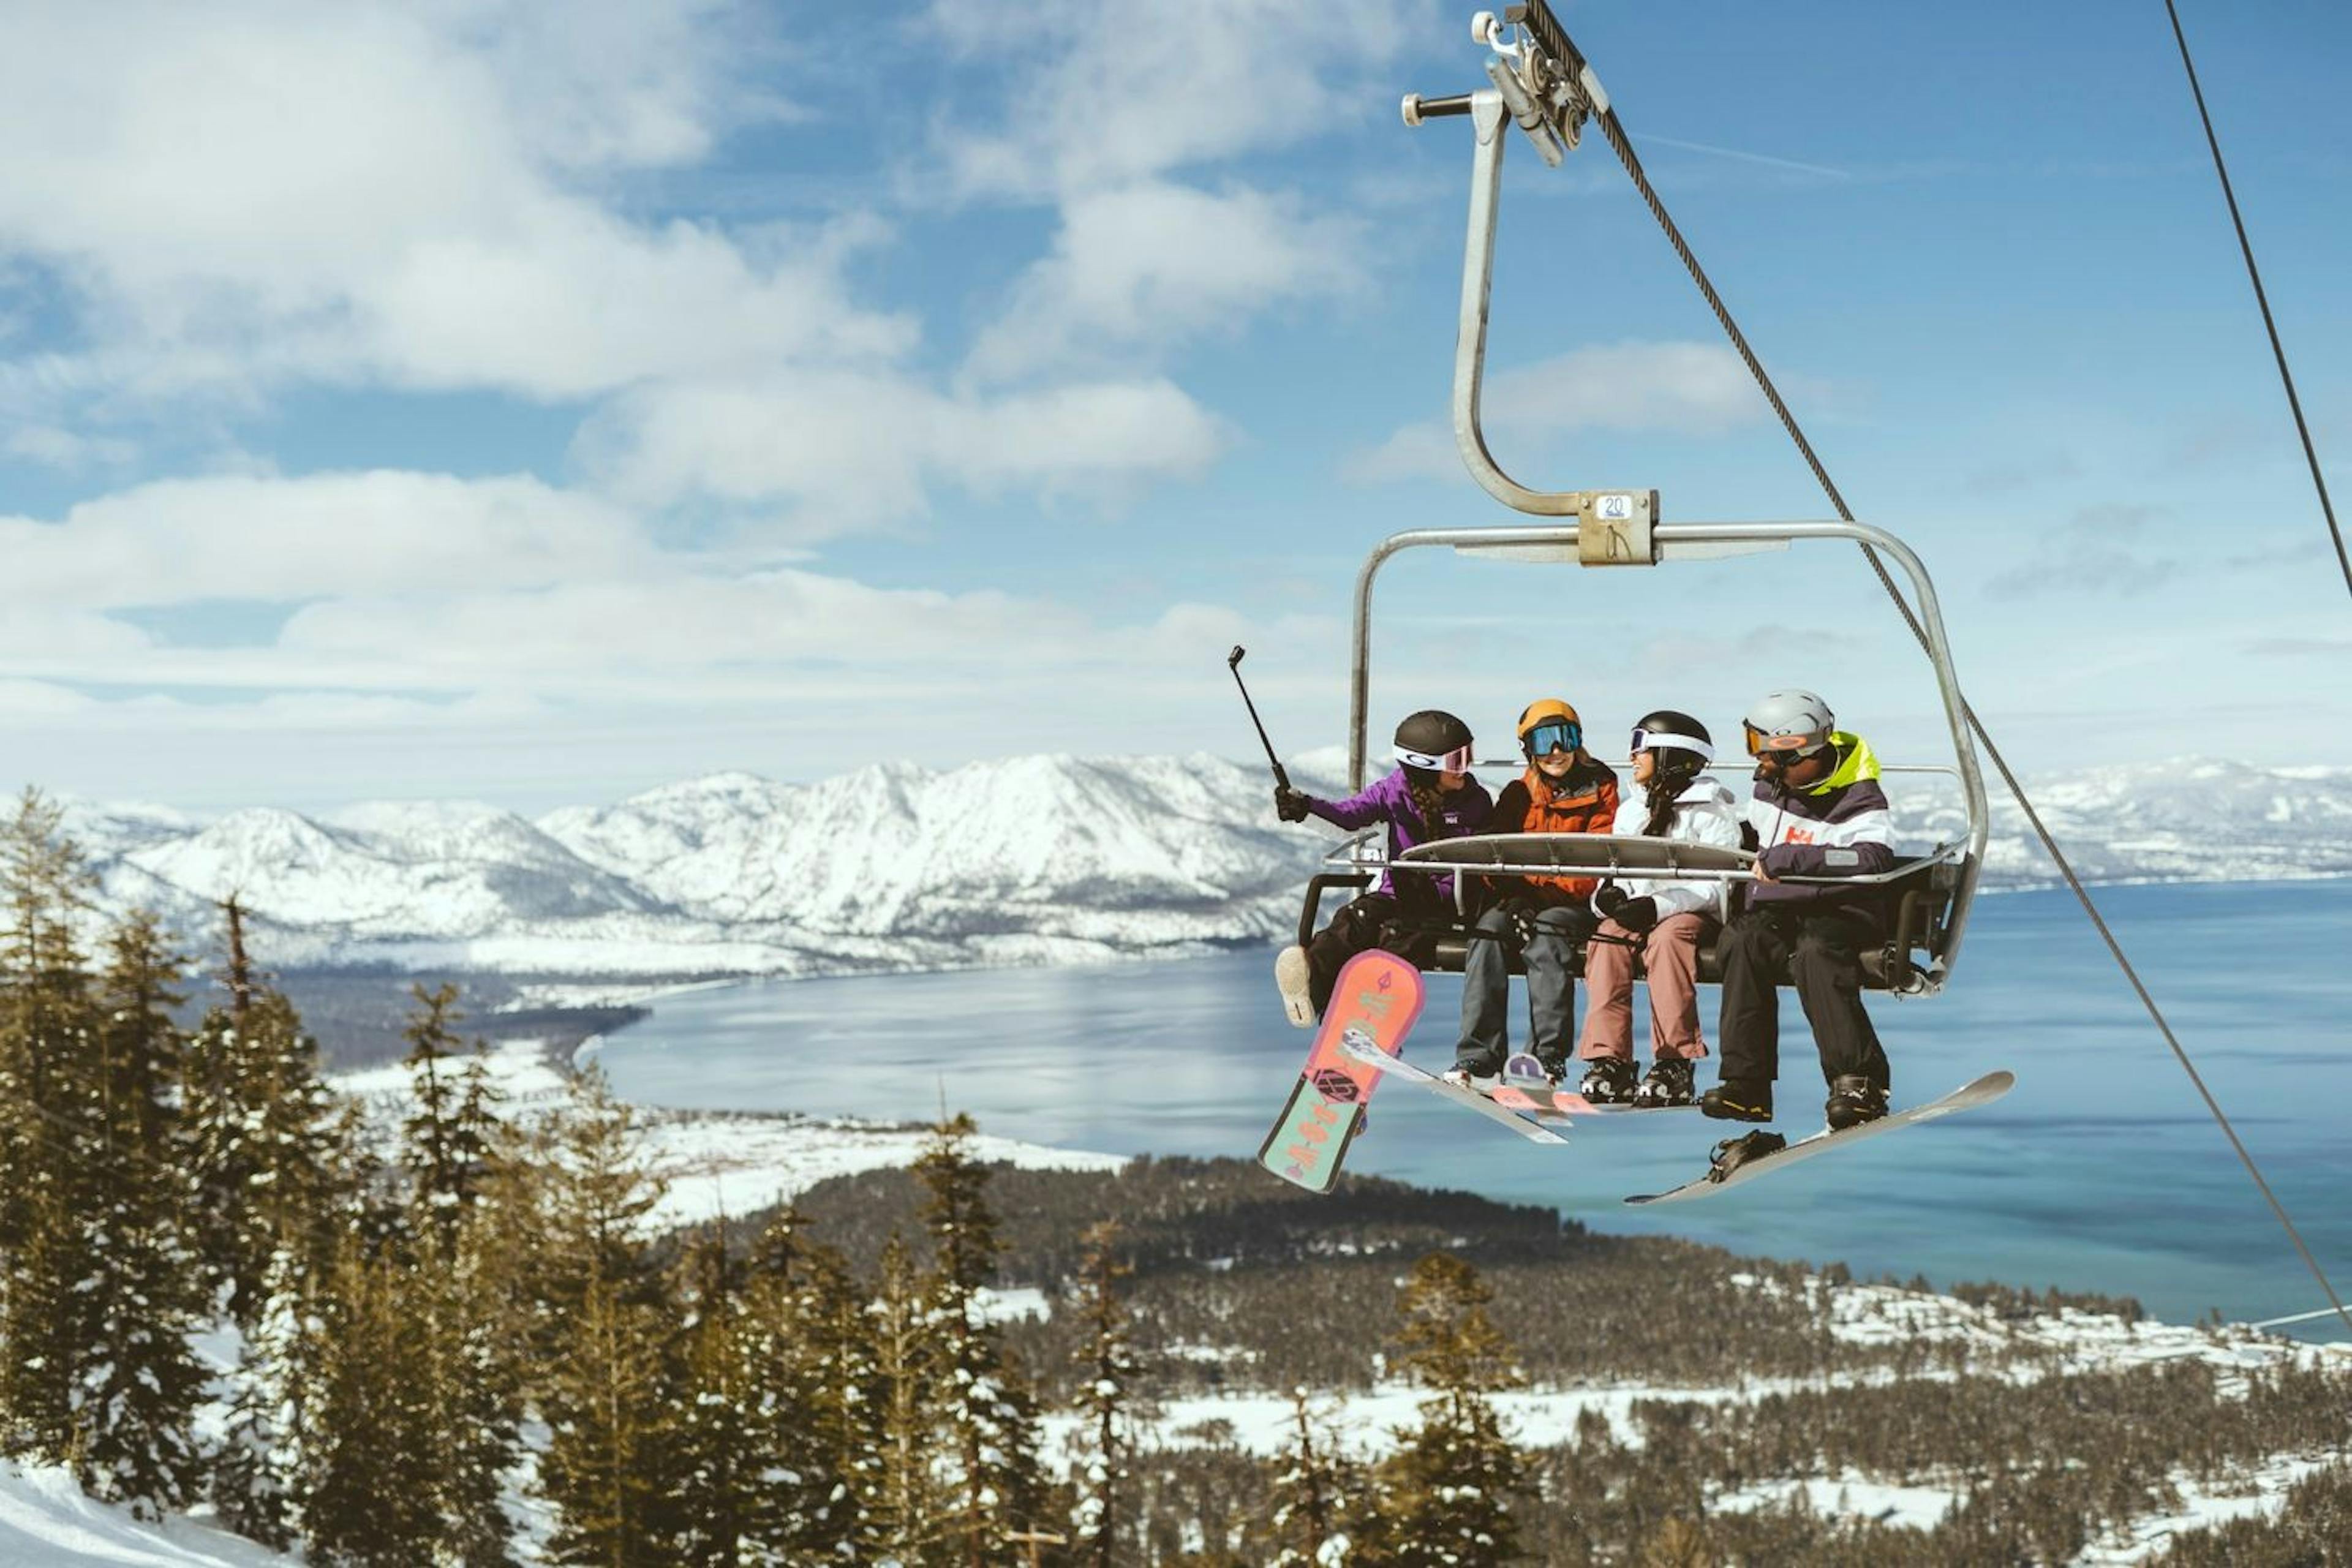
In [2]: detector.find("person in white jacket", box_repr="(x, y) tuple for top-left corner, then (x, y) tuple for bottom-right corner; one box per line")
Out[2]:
(1573, 710), (1744, 1106)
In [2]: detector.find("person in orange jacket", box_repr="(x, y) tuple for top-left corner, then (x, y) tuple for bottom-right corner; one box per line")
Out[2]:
(1444, 699), (1619, 1086)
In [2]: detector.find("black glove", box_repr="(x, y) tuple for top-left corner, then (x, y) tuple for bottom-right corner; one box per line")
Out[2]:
(1504, 899), (1540, 951)
(1613, 897), (1661, 934)
(1593, 882), (1627, 919)
(1274, 786), (1312, 823)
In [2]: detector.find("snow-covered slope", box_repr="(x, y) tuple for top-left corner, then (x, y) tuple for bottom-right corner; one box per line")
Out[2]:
(51, 754), (2352, 978)
(0, 1460), (289, 1565)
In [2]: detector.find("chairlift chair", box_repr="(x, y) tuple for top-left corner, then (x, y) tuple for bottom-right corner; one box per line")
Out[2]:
(1291, 1), (1989, 1001)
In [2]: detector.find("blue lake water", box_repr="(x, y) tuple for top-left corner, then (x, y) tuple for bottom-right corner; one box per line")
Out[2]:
(595, 880), (2352, 1338)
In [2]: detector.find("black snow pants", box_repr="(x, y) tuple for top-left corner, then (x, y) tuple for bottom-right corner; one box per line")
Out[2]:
(1305, 891), (1444, 1015)
(1716, 907), (1890, 1093)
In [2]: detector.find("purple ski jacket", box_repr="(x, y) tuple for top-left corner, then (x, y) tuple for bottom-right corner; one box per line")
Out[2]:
(1305, 767), (1493, 902)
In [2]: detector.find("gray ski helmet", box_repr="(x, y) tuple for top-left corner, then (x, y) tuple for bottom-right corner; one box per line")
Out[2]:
(1393, 709), (1474, 772)
(1630, 709), (1714, 781)
(1742, 689), (1835, 760)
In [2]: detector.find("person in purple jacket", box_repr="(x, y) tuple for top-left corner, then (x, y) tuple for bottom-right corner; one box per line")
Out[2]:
(1270, 709), (1493, 1025)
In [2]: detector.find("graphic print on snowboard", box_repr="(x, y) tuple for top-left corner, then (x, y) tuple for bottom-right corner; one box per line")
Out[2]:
(1257, 949), (1425, 1193)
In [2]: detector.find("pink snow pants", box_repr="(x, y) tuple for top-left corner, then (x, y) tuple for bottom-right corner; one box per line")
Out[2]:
(1575, 911), (1714, 1061)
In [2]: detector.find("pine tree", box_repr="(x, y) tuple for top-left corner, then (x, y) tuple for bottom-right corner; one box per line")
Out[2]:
(400, 983), (505, 1257)
(661, 1227), (778, 1565)
(70, 911), (209, 1510)
(297, 1233), (447, 1567)
(751, 1208), (875, 1558)
(1068, 1218), (1145, 1567)
(213, 1241), (322, 1550)
(866, 1231), (951, 1563)
(527, 1068), (674, 1566)
(182, 899), (349, 1321)
(914, 1114), (1050, 1568)
(0, 788), (101, 1458)
(1360, 1253), (1526, 1568)
(1262, 1385), (1362, 1568)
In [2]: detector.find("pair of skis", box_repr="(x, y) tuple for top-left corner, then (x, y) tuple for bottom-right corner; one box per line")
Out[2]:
(1257, 951), (2013, 1204)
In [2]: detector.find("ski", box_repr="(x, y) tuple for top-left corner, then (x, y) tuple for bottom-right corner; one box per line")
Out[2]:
(1337, 1035), (1570, 1145)
(1623, 1070), (2016, 1206)
(1257, 949), (1425, 1193)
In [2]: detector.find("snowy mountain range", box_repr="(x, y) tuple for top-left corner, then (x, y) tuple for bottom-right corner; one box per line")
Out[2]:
(50, 754), (2352, 979)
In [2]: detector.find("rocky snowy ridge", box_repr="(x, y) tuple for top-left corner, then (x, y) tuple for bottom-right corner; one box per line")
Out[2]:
(51, 754), (2352, 977)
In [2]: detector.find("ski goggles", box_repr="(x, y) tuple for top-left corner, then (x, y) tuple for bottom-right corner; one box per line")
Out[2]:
(1521, 718), (1581, 757)
(1630, 726), (1714, 761)
(1744, 723), (1831, 758)
(1395, 741), (1474, 774)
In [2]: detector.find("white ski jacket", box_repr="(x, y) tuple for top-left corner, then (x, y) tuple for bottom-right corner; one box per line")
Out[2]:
(1591, 776), (1746, 923)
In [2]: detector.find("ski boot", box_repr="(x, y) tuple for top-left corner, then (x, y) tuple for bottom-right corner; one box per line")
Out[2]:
(1577, 1057), (1637, 1104)
(1700, 1078), (1773, 1123)
(1635, 1057), (1697, 1108)
(1708, 1130), (1788, 1183)
(1274, 945), (1315, 1029)
(1826, 1074), (1890, 1131)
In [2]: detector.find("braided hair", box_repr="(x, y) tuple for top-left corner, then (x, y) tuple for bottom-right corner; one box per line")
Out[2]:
(1632, 709), (1715, 837)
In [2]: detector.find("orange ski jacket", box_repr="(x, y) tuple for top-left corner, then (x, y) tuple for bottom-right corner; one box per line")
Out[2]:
(1488, 758), (1620, 902)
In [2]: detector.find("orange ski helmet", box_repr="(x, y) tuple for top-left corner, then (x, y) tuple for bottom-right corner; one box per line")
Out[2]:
(1515, 698), (1583, 760)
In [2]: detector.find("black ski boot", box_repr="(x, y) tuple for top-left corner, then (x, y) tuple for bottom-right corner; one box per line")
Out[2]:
(1578, 1057), (1637, 1104)
(1635, 1057), (1696, 1107)
(1708, 1130), (1788, 1182)
(1826, 1074), (1890, 1131)
(1700, 1077), (1773, 1123)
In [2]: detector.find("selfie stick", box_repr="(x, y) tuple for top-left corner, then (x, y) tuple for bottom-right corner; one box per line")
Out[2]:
(1226, 646), (1292, 792)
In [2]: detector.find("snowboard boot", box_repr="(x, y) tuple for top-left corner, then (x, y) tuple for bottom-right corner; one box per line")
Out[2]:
(1700, 1077), (1774, 1123)
(1275, 945), (1315, 1029)
(1578, 1056), (1638, 1104)
(1635, 1057), (1697, 1108)
(1708, 1130), (1788, 1183)
(1826, 1074), (1890, 1131)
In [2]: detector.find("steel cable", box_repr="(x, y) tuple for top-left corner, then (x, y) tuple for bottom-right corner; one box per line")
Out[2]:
(1579, 97), (2352, 1337)
(2162, 0), (2351, 603)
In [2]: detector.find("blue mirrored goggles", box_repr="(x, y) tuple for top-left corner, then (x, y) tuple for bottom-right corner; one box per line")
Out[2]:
(1523, 719), (1581, 756)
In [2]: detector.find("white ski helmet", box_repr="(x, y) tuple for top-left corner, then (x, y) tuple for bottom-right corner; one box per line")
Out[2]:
(1742, 689), (1835, 760)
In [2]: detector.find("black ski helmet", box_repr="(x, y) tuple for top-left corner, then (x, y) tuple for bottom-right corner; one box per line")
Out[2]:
(1630, 709), (1714, 785)
(1393, 709), (1474, 774)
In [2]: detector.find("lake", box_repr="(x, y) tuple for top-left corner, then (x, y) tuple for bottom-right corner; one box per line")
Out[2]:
(594, 879), (2352, 1338)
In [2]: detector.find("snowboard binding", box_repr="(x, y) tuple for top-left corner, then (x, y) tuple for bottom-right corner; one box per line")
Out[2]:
(1708, 1130), (1787, 1183)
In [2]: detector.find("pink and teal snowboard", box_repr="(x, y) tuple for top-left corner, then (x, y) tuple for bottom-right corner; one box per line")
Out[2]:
(1257, 949), (1424, 1194)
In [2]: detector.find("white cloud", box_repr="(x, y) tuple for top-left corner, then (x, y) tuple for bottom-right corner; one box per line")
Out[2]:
(576, 371), (1227, 528)
(1343, 341), (1771, 483)
(0, 1), (903, 404)
(966, 181), (1363, 381)
(932, 0), (1416, 198)
(0, 471), (652, 609)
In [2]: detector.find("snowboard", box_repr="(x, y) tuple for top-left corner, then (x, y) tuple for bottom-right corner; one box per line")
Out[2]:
(1623, 1069), (2015, 1206)
(1335, 1035), (1570, 1145)
(1257, 949), (1425, 1193)
(1495, 1053), (1700, 1117)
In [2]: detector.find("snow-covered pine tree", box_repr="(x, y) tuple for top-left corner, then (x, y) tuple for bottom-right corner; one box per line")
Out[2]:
(1261, 1384), (1363, 1568)
(749, 1208), (874, 1559)
(0, 790), (104, 1461)
(70, 911), (210, 1510)
(1068, 1217), (1144, 1568)
(421, 1207), (527, 1567)
(211, 1240), (322, 1550)
(1359, 1253), (1526, 1568)
(181, 899), (349, 1321)
(913, 1113), (1050, 1568)
(660, 1226), (781, 1564)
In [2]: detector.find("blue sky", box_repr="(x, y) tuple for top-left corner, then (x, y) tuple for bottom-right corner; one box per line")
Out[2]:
(0, 0), (2344, 814)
